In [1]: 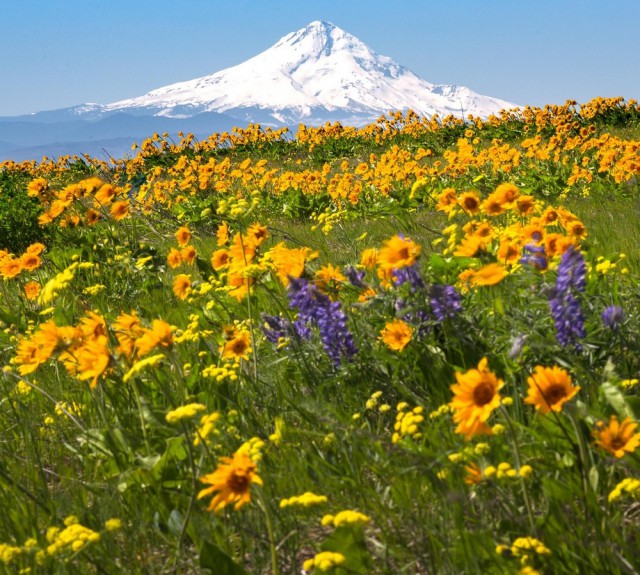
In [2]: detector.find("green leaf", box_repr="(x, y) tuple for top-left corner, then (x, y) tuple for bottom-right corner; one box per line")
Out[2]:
(320, 526), (371, 574)
(167, 509), (183, 537)
(199, 541), (248, 575)
(600, 381), (635, 419)
(588, 466), (599, 492)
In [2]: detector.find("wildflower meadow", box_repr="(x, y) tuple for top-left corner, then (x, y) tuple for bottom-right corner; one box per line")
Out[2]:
(0, 97), (640, 574)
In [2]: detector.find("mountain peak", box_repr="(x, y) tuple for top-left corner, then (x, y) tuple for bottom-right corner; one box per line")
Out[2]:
(101, 21), (517, 124)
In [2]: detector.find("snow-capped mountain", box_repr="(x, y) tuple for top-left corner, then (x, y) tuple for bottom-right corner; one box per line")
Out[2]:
(102, 20), (516, 124)
(0, 21), (518, 161)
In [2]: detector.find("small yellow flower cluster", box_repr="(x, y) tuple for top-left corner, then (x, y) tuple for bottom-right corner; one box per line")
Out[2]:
(202, 364), (238, 382)
(0, 543), (22, 564)
(38, 262), (78, 304)
(621, 378), (639, 390)
(321, 510), (370, 527)
(280, 492), (328, 509)
(122, 354), (165, 383)
(82, 283), (106, 296)
(303, 551), (346, 573)
(237, 436), (265, 462)
(165, 403), (206, 424)
(595, 257), (616, 275)
(218, 194), (259, 218)
(392, 403), (424, 443)
(310, 207), (346, 234)
(45, 517), (101, 556)
(364, 390), (390, 412)
(485, 462), (533, 480)
(497, 536), (551, 567)
(608, 477), (640, 502)
(54, 401), (83, 418)
(193, 412), (221, 447)
(429, 403), (453, 419)
(104, 518), (122, 531)
(12, 380), (32, 397)
(268, 416), (284, 444)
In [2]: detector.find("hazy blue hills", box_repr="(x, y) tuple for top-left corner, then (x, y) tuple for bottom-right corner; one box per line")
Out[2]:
(0, 111), (239, 162)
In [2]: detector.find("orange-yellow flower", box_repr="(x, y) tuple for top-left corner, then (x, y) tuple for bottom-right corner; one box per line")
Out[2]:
(436, 187), (458, 214)
(221, 330), (252, 361)
(450, 358), (503, 440)
(565, 220), (588, 241)
(135, 319), (174, 358)
(0, 258), (22, 279)
(458, 191), (481, 215)
(360, 248), (378, 270)
(515, 195), (536, 216)
(247, 223), (268, 246)
(525, 365), (580, 414)
(380, 319), (413, 352)
(14, 321), (60, 375)
(113, 311), (144, 359)
(180, 245), (197, 265)
(23, 281), (41, 301)
(85, 209), (101, 226)
(175, 226), (191, 247)
(464, 462), (483, 485)
(94, 183), (117, 205)
(26, 242), (46, 255)
(216, 222), (229, 246)
(19, 253), (41, 272)
(79, 311), (108, 341)
(378, 235), (420, 271)
(262, 243), (316, 286)
(197, 451), (263, 513)
(315, 264), (346, 293)
(27, 177), (48, 198)
(173, 274), (192, 300)
(74, 336), (111, 388)
(110, 200), (130, 221)
(454, 235), (486, 258)
(493, 182), (519, 206)
(211, 248), (230, 270)
(469, 263), (507, 287)
(167, 248), (182, 269)
(593, 416), (640, 458)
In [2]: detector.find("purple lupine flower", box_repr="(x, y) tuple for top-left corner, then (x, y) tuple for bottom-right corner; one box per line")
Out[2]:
(602, 305), (625, 330)
(555, 245), (586, 293)
(344, 265), (366, 288)
(429, 284), (462, 322)
(393, 263), (425, 292)
(520, 243), (548, 271)
(260, 313), (290, 344)
(406, 308), (431, 339)
(287, 277), (357, 366)
(508, 334), (528, 359)
(549, 246), (587, 349)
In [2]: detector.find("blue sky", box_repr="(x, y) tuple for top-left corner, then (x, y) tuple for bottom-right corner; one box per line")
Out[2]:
(2, 0), (638, 116)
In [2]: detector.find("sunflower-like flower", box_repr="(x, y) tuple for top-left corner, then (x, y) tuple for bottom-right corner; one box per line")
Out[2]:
(174, 226), (191, 247)
(380, 319), (413, 352)
(450, 358), (503, 439)
(197, 451), (263, 513)
(172, 274), (192, 300)
(110, 200), (130, 221)
(593, 416), (640, 458)
(525, 365), (580, 414)
(221, 329), (252, 361)
(469, 263), (508, 287)
(378, 235), (421, 272)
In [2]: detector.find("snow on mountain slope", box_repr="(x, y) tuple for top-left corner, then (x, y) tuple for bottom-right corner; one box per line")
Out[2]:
(104, 20), (517, 124)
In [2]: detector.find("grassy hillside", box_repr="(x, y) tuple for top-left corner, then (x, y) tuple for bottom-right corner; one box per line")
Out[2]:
(0, 97), (639, 574)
